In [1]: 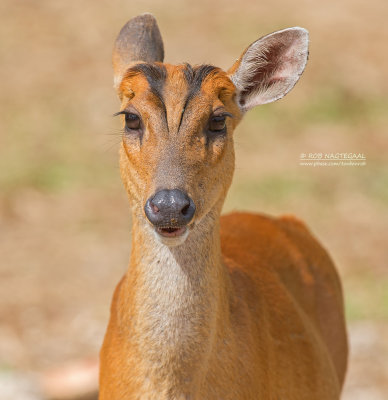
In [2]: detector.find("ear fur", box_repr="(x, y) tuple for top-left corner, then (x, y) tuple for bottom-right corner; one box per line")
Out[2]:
(228, 27), (309, 111)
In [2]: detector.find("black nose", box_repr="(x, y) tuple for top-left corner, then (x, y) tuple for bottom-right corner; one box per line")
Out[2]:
(144, 189), (196, 227)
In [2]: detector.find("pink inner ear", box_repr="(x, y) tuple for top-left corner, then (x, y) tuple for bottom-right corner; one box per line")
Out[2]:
(251, 43), (286, 80)
(239, 43), (289, 106)
(232, 28), (309, 109)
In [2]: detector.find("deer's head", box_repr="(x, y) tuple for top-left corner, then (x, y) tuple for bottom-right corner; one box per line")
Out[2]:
(113, 14), (308, 246)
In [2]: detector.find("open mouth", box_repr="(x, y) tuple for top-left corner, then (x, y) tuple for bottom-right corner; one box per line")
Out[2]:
(156, 226), (187, 238)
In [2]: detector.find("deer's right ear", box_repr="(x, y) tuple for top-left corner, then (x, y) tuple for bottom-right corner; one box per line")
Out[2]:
(228, 28), (309, 111)
(113, 13), (164, 90)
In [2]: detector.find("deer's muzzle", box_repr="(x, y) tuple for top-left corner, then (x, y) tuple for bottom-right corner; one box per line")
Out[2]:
(144, 189), (196, 237)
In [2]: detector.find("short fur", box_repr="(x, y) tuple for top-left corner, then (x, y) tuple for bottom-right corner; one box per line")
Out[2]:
(100, 14), (348, 400)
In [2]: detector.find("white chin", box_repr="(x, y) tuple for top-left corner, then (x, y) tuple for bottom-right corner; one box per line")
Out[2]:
(153, 228), (189, 247)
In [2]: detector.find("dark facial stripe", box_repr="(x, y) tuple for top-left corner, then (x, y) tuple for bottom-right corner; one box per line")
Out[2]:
(126, 63), (168, 124)
(183, 64), (219, 104)
(179, 64), (220, 130)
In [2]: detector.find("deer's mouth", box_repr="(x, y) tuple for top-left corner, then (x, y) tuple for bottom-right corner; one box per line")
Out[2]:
(156, 226), (187, 238)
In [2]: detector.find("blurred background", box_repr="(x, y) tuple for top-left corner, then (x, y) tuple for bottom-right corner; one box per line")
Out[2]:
(0, 0), (387, 399)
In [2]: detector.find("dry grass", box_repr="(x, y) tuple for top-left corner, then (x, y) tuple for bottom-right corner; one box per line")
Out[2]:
(0, 0), (387, 398)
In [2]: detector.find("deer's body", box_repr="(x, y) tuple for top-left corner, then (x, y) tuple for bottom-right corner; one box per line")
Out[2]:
(100, 14), (348, 400)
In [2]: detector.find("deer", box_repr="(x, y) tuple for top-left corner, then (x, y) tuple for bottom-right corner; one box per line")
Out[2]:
(99, 13), (348, 400)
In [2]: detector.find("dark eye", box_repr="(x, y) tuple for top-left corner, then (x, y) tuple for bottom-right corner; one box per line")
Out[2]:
(125, 113), (141, 131)
(208, 115), (226, 133)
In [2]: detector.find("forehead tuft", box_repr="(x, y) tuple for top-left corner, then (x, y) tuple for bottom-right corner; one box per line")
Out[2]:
(182, 64), (221, 102)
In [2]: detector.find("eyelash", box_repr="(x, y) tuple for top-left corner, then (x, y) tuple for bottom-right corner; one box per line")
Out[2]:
(114, 111), (142, 134)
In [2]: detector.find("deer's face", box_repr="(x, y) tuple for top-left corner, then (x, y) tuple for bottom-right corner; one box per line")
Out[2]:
(113, 14), (309, 246)
(118, 64), (241, 245)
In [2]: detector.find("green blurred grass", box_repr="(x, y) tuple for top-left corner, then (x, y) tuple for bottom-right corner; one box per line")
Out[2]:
(345, 274), (388, 321)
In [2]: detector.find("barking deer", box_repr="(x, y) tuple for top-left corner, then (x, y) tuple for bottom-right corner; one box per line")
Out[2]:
(100, 13), (348, 400)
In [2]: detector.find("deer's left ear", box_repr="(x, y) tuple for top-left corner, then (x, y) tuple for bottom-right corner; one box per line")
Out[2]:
(228, 27), (309, 111)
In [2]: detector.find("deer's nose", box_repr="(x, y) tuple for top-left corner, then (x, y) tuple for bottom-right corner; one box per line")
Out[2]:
(144, 189), (196, 227)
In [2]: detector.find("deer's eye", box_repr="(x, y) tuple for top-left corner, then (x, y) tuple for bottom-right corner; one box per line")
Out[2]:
(208, 115), (226, 133)
(125, 113), (141, 131)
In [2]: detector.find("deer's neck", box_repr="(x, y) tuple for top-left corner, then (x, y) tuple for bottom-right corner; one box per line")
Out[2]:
(121, 208), (232, 398)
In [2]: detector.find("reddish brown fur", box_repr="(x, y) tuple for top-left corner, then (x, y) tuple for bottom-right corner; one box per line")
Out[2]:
(100, 18), (348, 400)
